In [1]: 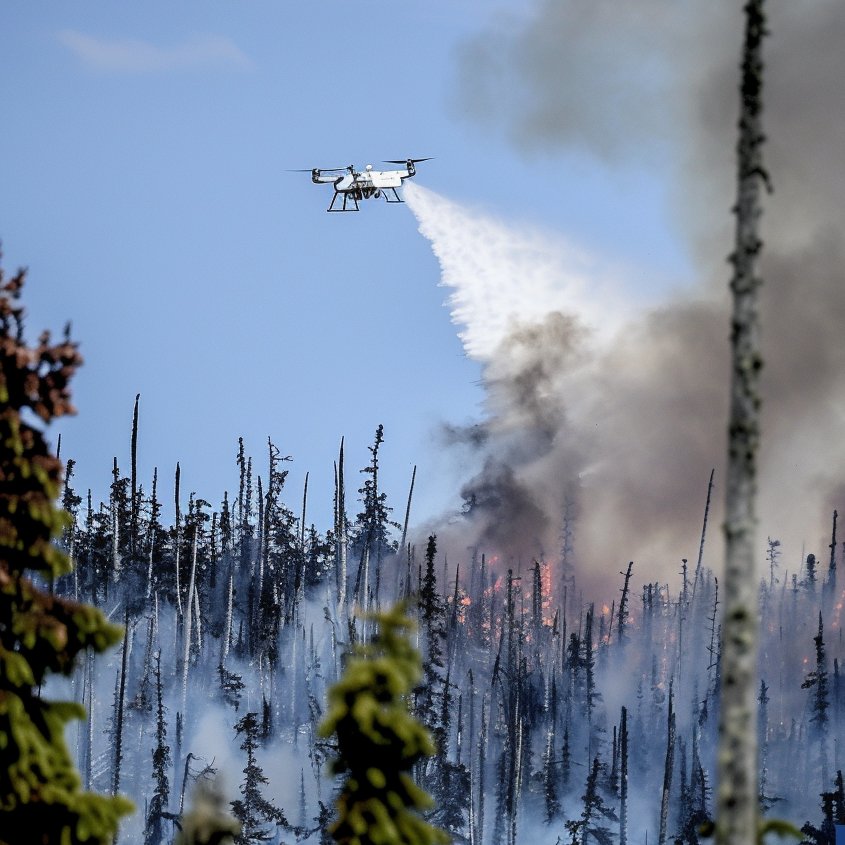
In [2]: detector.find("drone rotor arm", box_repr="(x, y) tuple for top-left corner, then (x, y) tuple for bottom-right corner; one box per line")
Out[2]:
(383, 158), (433, 164)
(383, 158), (432, 180)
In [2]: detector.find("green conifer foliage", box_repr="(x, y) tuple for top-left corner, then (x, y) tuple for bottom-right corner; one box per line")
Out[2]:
(177, 779), (241, 845)
(319, 602), (449, 845)
(0, 261), (132, 844)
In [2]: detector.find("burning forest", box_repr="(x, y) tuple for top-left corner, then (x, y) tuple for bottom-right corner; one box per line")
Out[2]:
(26, 410), (845, 845)
(4, 2), (845, 845)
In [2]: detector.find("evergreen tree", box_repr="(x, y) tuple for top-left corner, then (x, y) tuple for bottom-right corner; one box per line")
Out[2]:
(766, 537), (781, 590)
(800, 770), (845, 845)
(108, 457), (131, 585)
(217, 663), (245, 712)
(566, 632), (583, 724)
(431, 756), (470, 840)
(0, 260), (132, 843)
(57, 458), (82, 593)
(230, 712), (287, 843)
(565, 756), (618, 845)
(417, 535), (445, 737)
(145, 651), (174, 845)
(260, 438), (298, 640)
(143, 468), (166, 600)
(804, 553), (818, 592)
(306, 523), (334, 589)
(351, 425), (398, 608)
(583, 605), (601, 725)
(802, 612), (831, 789)
(319, 602), (448, 845)
(561, 723), (572, 791)
(803, 613), (831, 732)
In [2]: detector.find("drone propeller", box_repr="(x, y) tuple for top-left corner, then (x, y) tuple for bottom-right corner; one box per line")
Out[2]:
(286, 167), (348, 172)
(383, 158), (433, 164)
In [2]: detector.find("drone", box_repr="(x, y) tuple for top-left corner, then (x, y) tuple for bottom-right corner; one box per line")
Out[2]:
(293, 158), (431, 212)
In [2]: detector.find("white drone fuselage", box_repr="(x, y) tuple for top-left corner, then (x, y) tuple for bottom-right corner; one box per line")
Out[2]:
(307, 160), (423, 211)
(314, 167), (410, 191)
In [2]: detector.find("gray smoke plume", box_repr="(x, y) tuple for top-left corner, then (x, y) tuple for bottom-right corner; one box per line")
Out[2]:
(412, 1), (845, 592)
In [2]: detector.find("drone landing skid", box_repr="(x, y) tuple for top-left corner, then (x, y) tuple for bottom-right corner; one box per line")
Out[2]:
(326, 187), (404, 212)
(328, 191), (359, 212)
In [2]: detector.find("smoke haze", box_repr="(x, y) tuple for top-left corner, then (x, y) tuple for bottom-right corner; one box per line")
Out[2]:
(407, 1), (845, 591)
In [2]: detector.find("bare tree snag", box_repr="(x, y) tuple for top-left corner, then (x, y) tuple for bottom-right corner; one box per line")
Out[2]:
(717, 1), (769, 843)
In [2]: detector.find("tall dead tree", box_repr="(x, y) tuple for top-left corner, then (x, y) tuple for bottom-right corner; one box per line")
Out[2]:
(130, 393), (140, 557)
(619, 706), (629, 845)
(827, 510), (838, 598)
(717, 2), (769, 843)
(658, 682), (676, 845)
(617, 562), (633, 647)
(692, 469), (715, 601)
(174, 462), (183, 616)
(112, 606), (131, 797)
(397, 465), (416, 597)
(336, 438), (347, 609)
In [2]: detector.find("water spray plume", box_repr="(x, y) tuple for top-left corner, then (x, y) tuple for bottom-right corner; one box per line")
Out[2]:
(403, 182), (624, 361)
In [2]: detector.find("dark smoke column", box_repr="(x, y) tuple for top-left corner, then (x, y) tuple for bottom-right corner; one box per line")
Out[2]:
(717, 2), (768, 843)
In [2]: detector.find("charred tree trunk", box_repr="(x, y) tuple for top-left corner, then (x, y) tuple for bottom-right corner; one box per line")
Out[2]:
(617, 562), (633, 647)
(130, 393), (140, 557)
(111, 458), (121, 583)
(658, 683), (676, 845)
(717, 2), (769, 842)
(174, 462), (182, 617)
(620, 706), (629, 845)
(84, 650), (94, 791)
(693, 469), (715, 601)
(398, 465), (416, 598)
(827, 510), (838, 599)
(336, 438), (348, 610)
(112, 606), (130, 796)
(477, 698), (487, 845)
(145, 468), (158, 603)
(180, 524), (199, 720)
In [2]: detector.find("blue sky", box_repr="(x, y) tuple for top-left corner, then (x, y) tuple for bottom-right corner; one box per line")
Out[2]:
(0, 1), (692, 530)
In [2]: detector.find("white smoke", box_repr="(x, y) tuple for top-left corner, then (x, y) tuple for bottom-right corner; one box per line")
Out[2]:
(404, 177), (844, 592)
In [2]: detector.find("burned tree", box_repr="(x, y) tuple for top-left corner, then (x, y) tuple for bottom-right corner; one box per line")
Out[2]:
(231, 712), (287, 843)
(717, 1), (770, 842)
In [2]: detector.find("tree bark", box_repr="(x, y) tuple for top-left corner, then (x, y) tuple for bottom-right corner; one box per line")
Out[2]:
(130, 393), (139, 556)
(658, 685), (675, 845)
(717, 2), (769, 843)
(619, 707), (628, 845)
